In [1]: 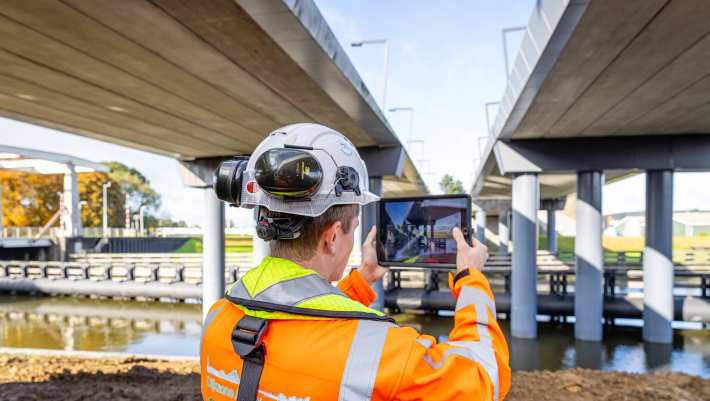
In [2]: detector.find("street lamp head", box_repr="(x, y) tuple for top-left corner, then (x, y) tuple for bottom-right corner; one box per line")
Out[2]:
(389, 107), (413, 112)
(351, 39), (388, 47)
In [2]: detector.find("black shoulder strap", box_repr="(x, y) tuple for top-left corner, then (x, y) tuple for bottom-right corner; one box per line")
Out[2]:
(231, 315), (269, 401)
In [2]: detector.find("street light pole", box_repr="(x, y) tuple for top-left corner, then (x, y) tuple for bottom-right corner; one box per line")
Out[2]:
(478, 136), (490, 157)
(389, 107), (414, 141)
(102, 181), (112, 237)
(485, 101), (500, 136)
(351, 39), (390, 109)
(502, 26), (526, 78)
(138, 205), (145, 237)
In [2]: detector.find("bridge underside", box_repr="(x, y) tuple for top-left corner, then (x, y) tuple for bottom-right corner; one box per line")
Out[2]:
(0, 0), (425, 196)
(472, 0), (710, 343)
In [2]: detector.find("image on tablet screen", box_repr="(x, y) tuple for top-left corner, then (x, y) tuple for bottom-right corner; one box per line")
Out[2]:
(380, 197), (467, 265)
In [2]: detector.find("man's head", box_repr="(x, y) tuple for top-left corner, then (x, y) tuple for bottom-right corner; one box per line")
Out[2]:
(269, 204), (360, 281)
(213, 123), (380, 278)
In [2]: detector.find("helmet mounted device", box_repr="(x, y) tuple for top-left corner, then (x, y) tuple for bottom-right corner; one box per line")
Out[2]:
(212, 124), (377, 241)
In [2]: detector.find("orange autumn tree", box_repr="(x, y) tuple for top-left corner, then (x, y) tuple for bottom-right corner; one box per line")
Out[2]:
(0, 171), (62, 227)
(0, 171), (124, 228)
(0, 161), (164, 229)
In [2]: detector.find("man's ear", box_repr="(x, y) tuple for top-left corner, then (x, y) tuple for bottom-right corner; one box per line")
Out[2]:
(322, 221), (343, 254)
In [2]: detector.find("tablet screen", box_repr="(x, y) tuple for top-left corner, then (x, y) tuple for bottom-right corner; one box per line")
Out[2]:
(377, 195), (471, 268)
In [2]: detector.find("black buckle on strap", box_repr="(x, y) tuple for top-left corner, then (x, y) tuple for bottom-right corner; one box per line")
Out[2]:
(232, 316), (269, 360)
(232, 316), (269, 401)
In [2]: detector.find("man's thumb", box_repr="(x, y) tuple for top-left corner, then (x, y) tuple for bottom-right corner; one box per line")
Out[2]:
(452, 227), (464, 243)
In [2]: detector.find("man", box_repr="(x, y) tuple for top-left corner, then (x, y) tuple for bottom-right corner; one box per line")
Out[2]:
(201, 123), (510, 401)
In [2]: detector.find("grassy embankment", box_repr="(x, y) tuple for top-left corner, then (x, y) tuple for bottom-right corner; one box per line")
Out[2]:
(176, 233), (710, 263)
(176, 235), (252, 253)
(538, 235), (710, 263)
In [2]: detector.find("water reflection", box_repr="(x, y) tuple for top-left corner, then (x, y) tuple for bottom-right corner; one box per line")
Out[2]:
(392, 312), (710, 377)
(0, 295), (708, 377)
(0, 295), (201, 356)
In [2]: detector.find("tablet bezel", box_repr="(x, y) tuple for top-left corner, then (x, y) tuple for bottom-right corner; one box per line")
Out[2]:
(375, 194), (472, 269)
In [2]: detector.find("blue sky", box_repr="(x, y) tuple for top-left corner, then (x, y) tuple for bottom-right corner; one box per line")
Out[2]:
(1, 1), (708, 226)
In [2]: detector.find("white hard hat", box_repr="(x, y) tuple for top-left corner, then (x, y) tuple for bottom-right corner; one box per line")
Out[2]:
(239, 123), (379, 217)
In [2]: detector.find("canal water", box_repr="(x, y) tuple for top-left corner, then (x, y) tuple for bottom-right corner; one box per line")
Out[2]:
(1, 295), (708, 378)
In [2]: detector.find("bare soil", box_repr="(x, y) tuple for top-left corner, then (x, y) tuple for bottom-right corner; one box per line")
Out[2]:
(1, 353), (708, 401)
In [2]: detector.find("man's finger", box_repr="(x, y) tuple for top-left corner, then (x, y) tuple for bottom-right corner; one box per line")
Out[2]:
(364, 226), (376, 245)
(451, 227), (464, 245)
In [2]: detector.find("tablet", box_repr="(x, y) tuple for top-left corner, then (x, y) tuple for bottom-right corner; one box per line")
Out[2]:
(376, 194), (472, 268)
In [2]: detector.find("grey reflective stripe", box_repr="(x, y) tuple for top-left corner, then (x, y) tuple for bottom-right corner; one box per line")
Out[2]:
(228, 280), (251, 299)
(416, 338), (433, 348)
(456, 286), (496, 316)
(258, 274), (342, 306)
(203, 304), (223, 331)
(200, 304), (223, 351)
(227, 274), (343, 306)
(339, 320), (394, 401)
(423, 299), (500, 401)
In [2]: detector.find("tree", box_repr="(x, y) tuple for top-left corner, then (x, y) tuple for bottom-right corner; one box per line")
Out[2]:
(106, 161), (161, 214)
(0, 161), (164, 229)
(0, 171), (62, 226)
(78, 172), (125, 228)
(439, 174), (465, 194)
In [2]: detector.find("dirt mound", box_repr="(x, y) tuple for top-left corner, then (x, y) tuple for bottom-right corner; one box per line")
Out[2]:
(509, 369), (709, 401)
(1, 353), (708, 401)
(0, 354), (200, 401)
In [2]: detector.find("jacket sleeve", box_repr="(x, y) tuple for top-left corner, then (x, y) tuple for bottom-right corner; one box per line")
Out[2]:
(391, 269), (511, 401)
(337, 269), (376, 307)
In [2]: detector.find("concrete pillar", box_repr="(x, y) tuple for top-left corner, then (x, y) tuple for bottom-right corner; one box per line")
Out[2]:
(575, 171), (603, 341)
(475, 209), (487, 243)
(362, 177), (384, 311)
(203, 188), (225, 321)
(63, 163), (82, 237)
(643, 170), (674, 344)
(575, 340), (603, 369)
(511, 173), (539, 338)
(547, 208), (558, 254)
(498, 209), (510, 256)
(252, 235), (270, 267)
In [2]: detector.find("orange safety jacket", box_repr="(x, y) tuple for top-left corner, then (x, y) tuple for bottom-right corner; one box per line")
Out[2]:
(201, 257), (510, 401)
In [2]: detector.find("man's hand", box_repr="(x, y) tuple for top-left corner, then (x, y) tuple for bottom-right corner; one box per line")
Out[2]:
(452, 227), (488, 273)
(359, 227), (388, 285)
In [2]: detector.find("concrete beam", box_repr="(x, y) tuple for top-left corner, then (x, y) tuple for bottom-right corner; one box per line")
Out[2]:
(495, 135), (710, 174)
(179, 157), (230, 188)
(540, 197), (566, 211)
(357, 146), (405, 178)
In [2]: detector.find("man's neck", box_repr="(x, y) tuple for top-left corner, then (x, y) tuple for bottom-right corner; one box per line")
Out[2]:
(292, 254), (332, 282)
